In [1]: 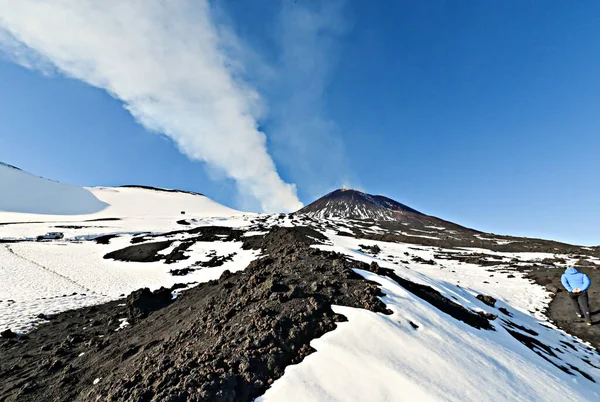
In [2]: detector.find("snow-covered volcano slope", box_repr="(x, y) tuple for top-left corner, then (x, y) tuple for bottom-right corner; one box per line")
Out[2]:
(0, 163), (248, 238)
(0, 162), (243, 221)
(2, 171), (600, 401)
(0, 164), (256, 331)
(259, 231), (600, 402)
(3, 217), (600, 401)
(296, 188), (421, 221)
(0, 162), (108, 215)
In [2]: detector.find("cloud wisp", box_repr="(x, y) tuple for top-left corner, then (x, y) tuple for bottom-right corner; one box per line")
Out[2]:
(267, 0), (354, 199)
(0, 0), (302, 212)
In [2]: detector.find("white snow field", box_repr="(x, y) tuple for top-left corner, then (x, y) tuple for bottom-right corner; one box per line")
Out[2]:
(0, 163), (258, 330)
(0, 162), (108, 215)
(0, 162), (248, 239)
(2, 166), (600, 401)
(0, 238), (259, 332)
(258, 232), (600, 402)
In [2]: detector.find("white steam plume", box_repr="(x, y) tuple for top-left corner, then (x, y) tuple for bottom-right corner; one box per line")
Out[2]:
(0, 0), (303, 212)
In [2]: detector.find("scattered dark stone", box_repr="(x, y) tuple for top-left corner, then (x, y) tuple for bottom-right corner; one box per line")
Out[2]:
(169, 267), (196, 276)
(369, 261), (382, 274)
(409, 321), (419, 330)
(177, 219), (190, 226)
(93, 234), (118, 245)
(498, 307), (513, 317)
(126, 287), (173, 323)
(476, 294), (497, 308)
(478, 312), (498, 321)
(193, 253), (236, 269)
(130, 235), (150, 244)
(1, 329), (17, 339)
(359, 244), (381, 255)
(507, 274), (516, 278)
(66, 334), (85, 344)
(164, 241), (194, 264)
(412, 256), (436, 265)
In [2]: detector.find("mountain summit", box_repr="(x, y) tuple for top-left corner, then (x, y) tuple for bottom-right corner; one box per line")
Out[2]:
(296, 189), (425, 220)
(296, 189), (422, 221)
(295, 188), (478, 238)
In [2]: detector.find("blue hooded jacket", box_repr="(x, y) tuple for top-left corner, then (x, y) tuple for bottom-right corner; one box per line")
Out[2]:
(561, 268), (591, 292)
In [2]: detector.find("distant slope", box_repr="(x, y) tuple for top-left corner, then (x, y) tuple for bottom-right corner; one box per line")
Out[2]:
(119, 185), (204, 196)
(0, 162), (108, 215)
(0, 163), (244, 223)
(0, 161), (22, 170)
(87, 186), (242, 219)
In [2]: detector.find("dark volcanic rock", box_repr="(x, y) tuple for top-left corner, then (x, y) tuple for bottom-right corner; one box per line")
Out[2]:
(369, 263), (494, 331)
(93, 234), (118, 245)
(1, 329), (17, 339)
(126, 287), (173, 323)
(195, 253), (236, 268)
(104, 240), (172, 262)
(0, 227), (389, 402)
(476, 294), (497, 308)
(359, 244), (381, 255)
(169, 267), (196, 276)
(164, 241), (194, 264)
(412, 256), (436, 265)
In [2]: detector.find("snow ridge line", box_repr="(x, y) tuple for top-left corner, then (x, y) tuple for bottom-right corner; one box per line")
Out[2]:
(4, 245), (98, 295)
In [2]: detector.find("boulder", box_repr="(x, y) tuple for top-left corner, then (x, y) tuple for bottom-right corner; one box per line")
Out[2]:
(1, 329), (17, 339)
(127, 287), (173, 323)
(476, 294), (497, 308)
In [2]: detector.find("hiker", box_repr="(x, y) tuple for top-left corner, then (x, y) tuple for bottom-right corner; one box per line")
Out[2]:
(561, 267), (592, 326)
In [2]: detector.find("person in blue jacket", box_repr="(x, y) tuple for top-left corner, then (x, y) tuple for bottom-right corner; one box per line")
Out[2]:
(561, 267), (592, 325)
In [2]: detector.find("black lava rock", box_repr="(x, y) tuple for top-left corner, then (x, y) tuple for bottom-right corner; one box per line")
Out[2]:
(126, 287), (173, 323)
(476, 294), (497, 308)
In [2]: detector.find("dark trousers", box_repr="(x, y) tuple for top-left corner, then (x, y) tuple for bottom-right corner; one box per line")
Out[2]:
(569, 291), (591, 322)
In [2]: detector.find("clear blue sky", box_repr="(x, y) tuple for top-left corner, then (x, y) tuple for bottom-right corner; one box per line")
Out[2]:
(1, 1), (599, 245)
